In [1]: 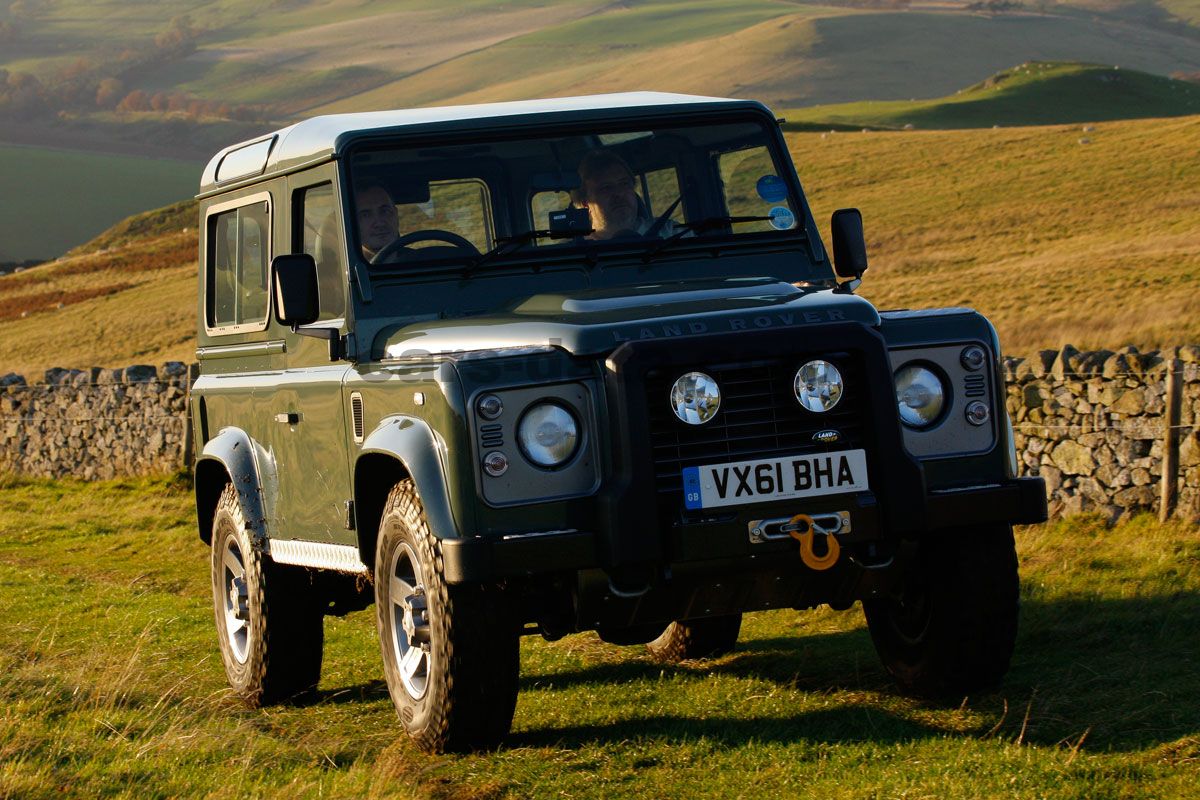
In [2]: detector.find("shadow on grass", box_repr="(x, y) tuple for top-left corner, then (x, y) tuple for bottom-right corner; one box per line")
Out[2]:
(297, 679), (390, 707)
(520, 629), (889, 696)
(510, 704), (945, 750)
(517, 592), (1200, 753)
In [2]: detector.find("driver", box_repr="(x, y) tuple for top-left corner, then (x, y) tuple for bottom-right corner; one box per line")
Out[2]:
(354, 182), (400, 261)
(572, 149), (677, 240)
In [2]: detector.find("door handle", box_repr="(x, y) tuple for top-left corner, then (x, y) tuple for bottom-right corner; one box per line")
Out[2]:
(274, 412), (302, 424)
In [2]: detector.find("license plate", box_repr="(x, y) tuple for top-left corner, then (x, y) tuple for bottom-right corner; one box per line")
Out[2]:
(681, 449), (869, 510)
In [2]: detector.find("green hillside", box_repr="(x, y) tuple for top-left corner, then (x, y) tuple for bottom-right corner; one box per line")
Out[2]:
(782, 62), (1200, 130)
(1, 115), (1197, 377)
(0, 145), (199, 262)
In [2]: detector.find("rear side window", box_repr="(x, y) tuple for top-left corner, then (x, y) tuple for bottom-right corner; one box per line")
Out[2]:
(207, 197), (271, 331)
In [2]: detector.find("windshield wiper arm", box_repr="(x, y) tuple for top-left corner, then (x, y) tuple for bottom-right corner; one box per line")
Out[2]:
(641, 214), (775, 262)
(467, 226), (591, 274)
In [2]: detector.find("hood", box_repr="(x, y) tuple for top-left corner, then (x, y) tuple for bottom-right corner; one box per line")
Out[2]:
(374, 277), (880, 360)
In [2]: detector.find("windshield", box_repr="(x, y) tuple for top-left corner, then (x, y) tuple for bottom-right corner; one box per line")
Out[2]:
(347, 117), (810, 270)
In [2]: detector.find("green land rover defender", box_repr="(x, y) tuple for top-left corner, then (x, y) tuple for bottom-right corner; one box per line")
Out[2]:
(191, 92), (1047, 753)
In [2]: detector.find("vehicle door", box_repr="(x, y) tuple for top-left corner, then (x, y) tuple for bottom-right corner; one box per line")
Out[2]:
(264, 167), (355, 544)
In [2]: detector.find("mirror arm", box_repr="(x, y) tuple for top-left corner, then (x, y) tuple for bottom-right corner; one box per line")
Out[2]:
(291, 324), (343, 361)
(832, 277), (862, 295)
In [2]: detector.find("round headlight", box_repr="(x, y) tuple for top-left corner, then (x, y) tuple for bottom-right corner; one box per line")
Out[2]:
(794, 360), (844, 412)
(517, 403), (580, 468)
(895, 364), (946, 428)
(670, 372), (721, 425)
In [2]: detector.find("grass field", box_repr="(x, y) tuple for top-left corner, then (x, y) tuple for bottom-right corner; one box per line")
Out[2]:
(798, 115), (1200, 354)
(2, 113), (1196, 378)
(0, 145), (199, 262)
(0, 476), (1196, 798)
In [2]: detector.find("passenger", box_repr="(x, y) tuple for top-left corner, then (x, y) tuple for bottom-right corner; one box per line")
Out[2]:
(354, 182), (400, 261)
(572, 149), (676, 240)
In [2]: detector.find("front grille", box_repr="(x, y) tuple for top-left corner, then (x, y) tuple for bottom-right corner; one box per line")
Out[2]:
(645, 353), (869, 510)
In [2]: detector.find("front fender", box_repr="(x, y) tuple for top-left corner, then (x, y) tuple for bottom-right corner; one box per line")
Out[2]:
(358, 415), (461, 540)
(194, 427), (271, 548)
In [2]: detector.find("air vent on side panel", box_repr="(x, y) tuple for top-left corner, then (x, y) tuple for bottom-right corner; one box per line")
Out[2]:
(963, 374), (987, 398)
(351, 392), (365, 443)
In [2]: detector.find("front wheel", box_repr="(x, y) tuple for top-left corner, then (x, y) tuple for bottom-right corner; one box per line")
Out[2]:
(375, 480), (519, 753)
(210, 484), (324, 705)
(646, 614), (742, 663)
(863, 524), (1019, 696)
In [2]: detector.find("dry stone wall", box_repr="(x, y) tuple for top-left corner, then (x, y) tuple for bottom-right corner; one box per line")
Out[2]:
(1004, 345), (1200, 522)
(0, 363), (193, 479)
(2, 348), (1199, 522)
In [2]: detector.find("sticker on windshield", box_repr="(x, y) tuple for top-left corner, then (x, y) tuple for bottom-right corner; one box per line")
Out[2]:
(768, 206), (796, 230)
(756, 175), (787, 203)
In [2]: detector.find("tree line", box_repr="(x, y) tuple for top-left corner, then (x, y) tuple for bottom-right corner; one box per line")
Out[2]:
(0, 15), (269, 124)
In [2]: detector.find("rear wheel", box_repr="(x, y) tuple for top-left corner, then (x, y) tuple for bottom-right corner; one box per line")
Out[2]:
(210, 484), (324, 705)
(375, 480), (519, 753)
(863, 524), (1019, 696)
(646, 614), (742, 663)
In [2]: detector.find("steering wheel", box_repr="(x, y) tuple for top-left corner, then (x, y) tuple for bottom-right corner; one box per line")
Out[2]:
(370, 229), (480, 265)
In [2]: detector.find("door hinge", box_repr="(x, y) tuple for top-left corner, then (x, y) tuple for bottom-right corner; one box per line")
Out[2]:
(344, 500), (356, 530)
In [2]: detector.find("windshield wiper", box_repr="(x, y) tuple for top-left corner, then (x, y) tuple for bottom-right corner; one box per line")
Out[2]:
(641, 214), (775, 262)
(467, 227), (590, 274)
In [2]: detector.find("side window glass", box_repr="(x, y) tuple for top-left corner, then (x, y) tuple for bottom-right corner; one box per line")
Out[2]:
(211, 213), (237, 327)
(206, 199), (271, 331)
(641, 167), (682, 223)
(296, 183), (345, 321)
(718, 146), (795, 234)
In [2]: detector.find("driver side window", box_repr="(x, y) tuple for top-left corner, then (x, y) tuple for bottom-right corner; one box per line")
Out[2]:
(295, 182), (345, 321)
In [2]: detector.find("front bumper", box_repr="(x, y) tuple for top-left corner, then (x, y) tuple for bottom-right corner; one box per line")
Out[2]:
(441, 475), (1047, 583)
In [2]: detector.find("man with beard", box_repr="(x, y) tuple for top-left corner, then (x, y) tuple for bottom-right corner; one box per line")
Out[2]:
(573, 149), (676, 241)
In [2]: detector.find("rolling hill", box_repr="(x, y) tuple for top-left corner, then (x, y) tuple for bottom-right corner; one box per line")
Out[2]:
(1, 112), (1196, 378)
(4, 0), (1200, 261)
(781, 62), (1200, 130)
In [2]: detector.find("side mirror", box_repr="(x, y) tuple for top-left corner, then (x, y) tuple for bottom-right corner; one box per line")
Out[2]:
(830, 208), (868, 280)
(273, 254), (319, 328)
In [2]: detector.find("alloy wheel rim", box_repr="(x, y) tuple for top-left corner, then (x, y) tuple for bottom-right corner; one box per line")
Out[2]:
(221, 537), (251, 664)
(388, 542), (431, 700)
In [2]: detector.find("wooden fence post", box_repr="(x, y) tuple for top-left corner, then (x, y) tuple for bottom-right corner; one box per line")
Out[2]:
(1160, 358), (1183, 522)
(181, 363), (197, 475)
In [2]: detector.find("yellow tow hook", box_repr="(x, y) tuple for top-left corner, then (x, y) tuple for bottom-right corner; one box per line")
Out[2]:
(785, 513), (841, 571)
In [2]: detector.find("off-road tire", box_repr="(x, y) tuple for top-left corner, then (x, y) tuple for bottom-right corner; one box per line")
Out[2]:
(210, 483), (324, 705)
(863, 523), (1019, 696)
(374, 480), (519, 753)
(646, 614), (743, 662)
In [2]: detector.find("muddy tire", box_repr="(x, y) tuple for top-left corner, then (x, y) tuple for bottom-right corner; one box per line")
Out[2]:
(210, 483), (324, 705)
(646, 614), (742, 663)
(375, 480), (519, 753)
(863, 524), (1019, 696)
